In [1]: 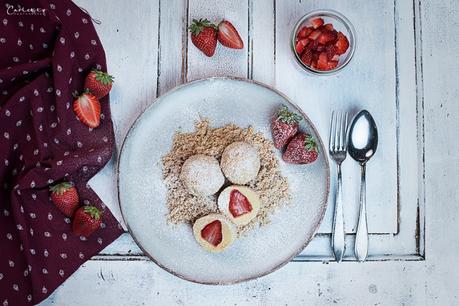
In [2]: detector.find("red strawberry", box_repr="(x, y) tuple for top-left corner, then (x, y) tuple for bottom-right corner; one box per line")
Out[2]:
(335, 31), (349, 55)
(49, 182), (79, 217)
(317, 44), (325, 52)
(283, 133), (319, 164)
(327, 60), (339, 70)
(318, 30), (337, 45)
(72, 205), (102, 237)
(325, 44), (337, 60)
(189, 19), (218, 57)
(332, 54), (340, 61)
(301, 48), (313, 66)
(323, 23), (334, 31)
(297, 26), (314, 39)
(308, 29), (322, 41)
(308, 40), (320, 51)
(218, 20), (244, 49)
(310, 60), (318, 69)
(73, 91), (101, 128)
(84, 69), (114, 99)
(229, 189), (253, 217)
(201, 220), (222, 246)
(310, 17), (324, 29)
(271, 105), (302, 149)
(317, 52), (329, 70)
(295, 38), (308, 54)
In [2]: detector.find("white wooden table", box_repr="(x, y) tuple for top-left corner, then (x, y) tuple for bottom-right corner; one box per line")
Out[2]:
(41, 0), (459, 305)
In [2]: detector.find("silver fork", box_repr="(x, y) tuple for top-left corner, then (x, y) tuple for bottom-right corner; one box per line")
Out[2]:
(329, 111), (348, 262)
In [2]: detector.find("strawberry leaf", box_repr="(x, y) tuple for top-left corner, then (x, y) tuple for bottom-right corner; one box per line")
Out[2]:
(277, 105), (302, 124)
(189, 18), (217, 35)
(304, 135), (318, 153)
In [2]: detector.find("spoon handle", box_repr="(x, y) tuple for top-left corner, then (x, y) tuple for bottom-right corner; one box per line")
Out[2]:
(355, 163), (368, 262)
(332, 163), (345, 262)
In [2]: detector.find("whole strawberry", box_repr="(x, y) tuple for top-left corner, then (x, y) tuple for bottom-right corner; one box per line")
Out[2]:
(189, 18), (218, 57)
(72, 205), (102, 238)
(84, 69), (114, 99)
(49, 182), (80, 217)
(283, 133), (319, 164)
(271, 105), (303, 149)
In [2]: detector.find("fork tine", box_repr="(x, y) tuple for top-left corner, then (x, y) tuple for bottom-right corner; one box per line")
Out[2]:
(329, 111), (335, 152)
(336, 111), (342, 151)
(340, 111), (345, 150)
(343, 112), (348, 148)
(335, 111), (341, 151)
(336, 111), (341, 150)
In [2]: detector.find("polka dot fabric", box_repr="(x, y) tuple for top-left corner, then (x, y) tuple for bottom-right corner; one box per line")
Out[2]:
(0, 1), (123, 305)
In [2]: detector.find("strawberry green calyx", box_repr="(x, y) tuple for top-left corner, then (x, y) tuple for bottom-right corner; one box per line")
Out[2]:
(277, 105), (302, 124)
(49, 182), (73, 195)
(84, 205), (102, 220)
(91, 69), (114, 85)
(189, 18), (217, 35)
(304, 135), (318, 153)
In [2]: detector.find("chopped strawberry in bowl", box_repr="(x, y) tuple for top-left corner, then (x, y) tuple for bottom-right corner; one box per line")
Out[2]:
(292, 9), (355, 75)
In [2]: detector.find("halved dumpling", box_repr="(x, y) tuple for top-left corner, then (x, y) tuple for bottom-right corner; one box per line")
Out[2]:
(217, 185), (261, 225)
(193, 213), (236, 253)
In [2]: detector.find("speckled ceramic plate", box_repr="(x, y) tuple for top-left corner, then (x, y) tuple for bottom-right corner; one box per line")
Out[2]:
(117, 77), (329, 284)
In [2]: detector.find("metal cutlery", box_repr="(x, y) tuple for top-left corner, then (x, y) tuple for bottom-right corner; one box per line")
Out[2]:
(348, 110), (378, 262)
(329, 111), (348, 262)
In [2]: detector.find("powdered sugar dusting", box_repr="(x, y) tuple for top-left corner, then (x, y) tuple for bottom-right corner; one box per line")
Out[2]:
(162, 119), (291, 236)
(179, 154), (224, 196)
(221, 141), (260, 184)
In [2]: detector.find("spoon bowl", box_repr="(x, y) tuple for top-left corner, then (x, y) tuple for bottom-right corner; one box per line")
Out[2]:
(348, 110), (378, 164)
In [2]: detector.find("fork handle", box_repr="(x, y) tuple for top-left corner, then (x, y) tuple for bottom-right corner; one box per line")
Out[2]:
(355, 163), (368, 262)
(332, 163), (345, 262)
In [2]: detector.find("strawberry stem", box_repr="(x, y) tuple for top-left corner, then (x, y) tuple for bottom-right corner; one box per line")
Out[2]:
(49, 182), (73, 195)
(83, 205), (102, 220)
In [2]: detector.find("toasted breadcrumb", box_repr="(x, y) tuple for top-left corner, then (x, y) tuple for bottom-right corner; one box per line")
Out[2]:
(162, 119), (291, 236)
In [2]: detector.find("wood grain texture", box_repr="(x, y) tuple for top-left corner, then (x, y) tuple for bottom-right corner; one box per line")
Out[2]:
(250, 0), (276, 85)
(421, 0), (459, 303)
(157, 0), (187, 95)
(41, 260), (426, 306)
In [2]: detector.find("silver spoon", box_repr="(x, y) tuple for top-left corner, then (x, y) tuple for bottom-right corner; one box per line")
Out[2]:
(347, 110), (378, 262)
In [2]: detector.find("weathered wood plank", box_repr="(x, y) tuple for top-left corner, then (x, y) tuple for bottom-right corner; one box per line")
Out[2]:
(40, 260), (426, 306)
(157, 0), (187, 95)
(186, 0), (249, 80)
(74, 0), (160, 226)
(250, 0), (276, 85)
(421, 0), (459, 303)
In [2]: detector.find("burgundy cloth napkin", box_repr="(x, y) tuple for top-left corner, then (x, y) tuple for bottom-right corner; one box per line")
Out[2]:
(0, 0), (123, 304)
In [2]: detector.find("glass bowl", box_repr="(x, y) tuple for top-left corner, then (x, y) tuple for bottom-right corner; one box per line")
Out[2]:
(292, 9), (356, 76)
